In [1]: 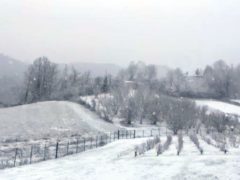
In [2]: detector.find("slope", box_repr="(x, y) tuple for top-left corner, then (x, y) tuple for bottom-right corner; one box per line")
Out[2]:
(0, 136), (239, 180)
(0, 101), (117, 140)
(195, 99), (240, 116)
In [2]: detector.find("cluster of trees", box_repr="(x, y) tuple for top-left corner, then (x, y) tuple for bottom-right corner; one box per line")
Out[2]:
(21, 57), (239, 136)
(161, 60), (240, 99)
(22, 58), (240, 103)
(22, 57), (112, 103)
(95, 80), (237, 134)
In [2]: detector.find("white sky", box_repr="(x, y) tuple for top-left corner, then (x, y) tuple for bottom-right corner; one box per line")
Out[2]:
(0, 0), (240, 70)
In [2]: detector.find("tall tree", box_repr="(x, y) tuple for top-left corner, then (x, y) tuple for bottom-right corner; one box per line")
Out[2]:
(24, 57), (57, 102)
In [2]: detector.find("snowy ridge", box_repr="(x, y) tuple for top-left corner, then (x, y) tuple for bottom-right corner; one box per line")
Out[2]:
(195, 99), (240, 116)
(0, 101), (118, 141)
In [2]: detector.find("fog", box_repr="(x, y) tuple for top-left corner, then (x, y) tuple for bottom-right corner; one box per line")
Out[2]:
(1, 0), (240, 70)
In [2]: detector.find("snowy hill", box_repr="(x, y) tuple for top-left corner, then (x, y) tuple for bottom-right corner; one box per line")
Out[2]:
(1, 136), (239, 180)
(0, 54), (27, 105)
(195, 99), (240, 116)
(0, 54), (27, 78)
(0, 101), (117, 140)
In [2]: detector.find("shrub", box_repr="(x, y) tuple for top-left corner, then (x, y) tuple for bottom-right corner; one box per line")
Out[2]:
(135, 136), (161, 157)
(156, 143), (163, 156)
(177, 132), (183, 155)
(154, 136), (161, 144)
(163, 135), (172, 151)
(189, 132), (203, 154)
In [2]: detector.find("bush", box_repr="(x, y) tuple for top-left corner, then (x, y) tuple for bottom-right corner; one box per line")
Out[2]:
(201, 132), (228, 154)
(177, 132), (183, 155)
(156, 143), (163, 156)
(154, 136), (161, 144)
(229, 133), (237, 148)
(189, 132), (203, 154)
(218, 142), (228, 154)
(135, 136), (160, 157)
(163, 135), (172, 151)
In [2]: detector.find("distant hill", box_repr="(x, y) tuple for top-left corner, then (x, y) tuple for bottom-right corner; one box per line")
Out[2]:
(0, 54), (27, 106)
(0, 54), (27, 78)
(61, 62), (122, 77)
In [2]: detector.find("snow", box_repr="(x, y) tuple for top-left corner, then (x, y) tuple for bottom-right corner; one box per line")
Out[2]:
(1, 136), (240, 180)
(0, 101), (118, 141)
(195, 99), (240, 116)
(231, 99), (240, 104)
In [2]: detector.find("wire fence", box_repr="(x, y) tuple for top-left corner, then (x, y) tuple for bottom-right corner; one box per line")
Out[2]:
(0, 128), (171, 170)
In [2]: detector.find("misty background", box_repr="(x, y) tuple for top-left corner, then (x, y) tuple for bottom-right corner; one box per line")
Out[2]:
(1, 0), (240, 106)
(1, 0), (240, 70)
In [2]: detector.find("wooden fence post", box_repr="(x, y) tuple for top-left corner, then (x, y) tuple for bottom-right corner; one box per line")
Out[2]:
(66, 141), (69, 155)
(43, 143), (47, 161)
(14, 148), (18, 167)
(100, 136), (103, 146)
(29, 146), (33, 164)
(96, 136), (98, 148)
(91, 137), (93, 149)
(83, 138), (86, 151)
(55, 141), (59, 159)
(76, 139), (79, 153)
(118, 130), (120, 140)
(134, 130), (136, 139)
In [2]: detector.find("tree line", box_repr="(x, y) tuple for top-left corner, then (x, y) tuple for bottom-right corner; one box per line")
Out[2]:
(22, 57), (112, 103)
(20, 57), (240, 135)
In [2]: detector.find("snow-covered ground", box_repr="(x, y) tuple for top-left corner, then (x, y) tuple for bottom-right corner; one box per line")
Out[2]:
(195, 99), (240, 116)
(231, 99), (240, 104)
(1, 136), (240, 180)
(0, 101), (118, 141)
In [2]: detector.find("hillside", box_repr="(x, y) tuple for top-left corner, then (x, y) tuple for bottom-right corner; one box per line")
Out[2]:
(0, 54), (27, 105)
(0, 54), (27, 78)
(0, 101), (118, 140)
(195, 99), (240, 117)
(0, 136), (239, 180)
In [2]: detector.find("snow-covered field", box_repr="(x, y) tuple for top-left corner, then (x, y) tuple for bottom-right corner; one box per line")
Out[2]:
(1, 136), (240, 180)
(231, 99), (240, 104)
(195, 99), (240, 116)
(0, 101), (117, 141)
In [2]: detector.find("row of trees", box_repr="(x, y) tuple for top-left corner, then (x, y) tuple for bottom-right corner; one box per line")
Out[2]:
(162, 60), (240, 99)
(21, 57), (239, 135)
(94, 81), (238, 134)
(23, 57), (112, 103)
(23, 58), (240, 103)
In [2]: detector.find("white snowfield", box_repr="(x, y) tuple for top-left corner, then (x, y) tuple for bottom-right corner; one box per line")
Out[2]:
(231, 99), (240, 104)
(0, 101), (117, 140)
(0, 136), (240, 180)
(195, 99), (240, 116)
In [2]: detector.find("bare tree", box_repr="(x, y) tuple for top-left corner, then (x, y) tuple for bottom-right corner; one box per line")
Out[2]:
(23, 57), (57, 102)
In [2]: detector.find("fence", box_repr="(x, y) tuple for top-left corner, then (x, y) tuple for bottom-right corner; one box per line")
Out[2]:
(0, 128), (171, 169)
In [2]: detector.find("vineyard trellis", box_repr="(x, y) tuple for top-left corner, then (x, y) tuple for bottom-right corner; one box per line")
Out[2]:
(0, 126), (238, 169)
(0, 128), (170, 169)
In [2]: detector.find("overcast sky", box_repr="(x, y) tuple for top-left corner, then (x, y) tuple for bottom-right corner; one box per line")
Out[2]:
(0, 0), (240, 70)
